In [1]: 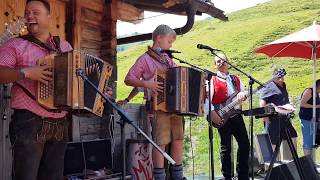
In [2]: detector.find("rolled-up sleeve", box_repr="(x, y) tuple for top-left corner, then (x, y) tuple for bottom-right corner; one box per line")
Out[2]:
(0, 42), (18, 68)
(125, 55), (147, 81)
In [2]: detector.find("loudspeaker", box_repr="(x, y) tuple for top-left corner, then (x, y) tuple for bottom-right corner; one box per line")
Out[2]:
(64, 139), (112, 176)
(269, 155), (319, 180)
(254, 133), (273, 163)
(299, 155), (320, 180)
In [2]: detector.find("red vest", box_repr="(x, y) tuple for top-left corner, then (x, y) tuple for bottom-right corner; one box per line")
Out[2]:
(212, 75), (241, 104)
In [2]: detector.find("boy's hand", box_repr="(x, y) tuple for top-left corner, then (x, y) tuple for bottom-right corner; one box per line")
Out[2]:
(144, 81), (163, 94)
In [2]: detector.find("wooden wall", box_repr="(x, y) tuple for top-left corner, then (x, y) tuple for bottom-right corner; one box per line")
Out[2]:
(0, 0), (68, 39)
(70, 0), (118, 94)
(72, 0), (117, 60)
(0, 0), (26, 33)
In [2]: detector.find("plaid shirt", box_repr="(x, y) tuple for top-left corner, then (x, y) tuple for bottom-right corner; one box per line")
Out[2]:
(0, 36), (72, 118)
(125, 51), (176, 99)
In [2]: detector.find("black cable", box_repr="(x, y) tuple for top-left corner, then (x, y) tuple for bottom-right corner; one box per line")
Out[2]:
(81, 140), (87, 179)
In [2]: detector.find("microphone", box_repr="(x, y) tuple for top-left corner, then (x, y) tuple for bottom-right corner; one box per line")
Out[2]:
(160, 49), (181, 54)
(197, 44), (221, 52)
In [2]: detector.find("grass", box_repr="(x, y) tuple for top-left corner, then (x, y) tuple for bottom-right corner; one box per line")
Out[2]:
(116, 0), (320, 176)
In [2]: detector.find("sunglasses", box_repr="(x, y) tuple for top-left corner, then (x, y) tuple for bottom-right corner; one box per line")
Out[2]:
(216, 59), (227, 64)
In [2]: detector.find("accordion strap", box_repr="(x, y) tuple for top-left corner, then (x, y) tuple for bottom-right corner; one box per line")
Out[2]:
(20, 34), (61, 54)
(15, 82), (36, 101)
(146, 46), (171, 67)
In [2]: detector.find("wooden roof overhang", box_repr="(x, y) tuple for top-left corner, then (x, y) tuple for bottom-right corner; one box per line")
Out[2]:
(117, 0), (227, 45)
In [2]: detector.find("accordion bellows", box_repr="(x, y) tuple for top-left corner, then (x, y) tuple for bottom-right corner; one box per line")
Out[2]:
(37, 51), (113, 117)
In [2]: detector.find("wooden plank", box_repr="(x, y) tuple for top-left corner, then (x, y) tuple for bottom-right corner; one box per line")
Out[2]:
(162, 0), (186, 8)
(79, 0), (104, 12)
(81, 24), (102, 42)
(81, 7), (103, 23)
(117, 1), (143, 23)
(79, 47), (101, 57)
(80, 39), (102, 50)
(100, 49), (116, 58)
(80, 18), (101, 27)
(49, 0), (67, 39)
(102, 0), (117, 58)
(72, 0), (82, 50)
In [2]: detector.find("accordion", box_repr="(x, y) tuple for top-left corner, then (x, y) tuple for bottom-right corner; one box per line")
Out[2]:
(152, 66), (205, 116)
(37, 51), (113, 117)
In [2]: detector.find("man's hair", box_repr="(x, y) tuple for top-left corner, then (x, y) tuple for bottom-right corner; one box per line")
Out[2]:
(214, 53), (227, 64)
(26, 0), (50, 12)
(152, 24), (176, 41)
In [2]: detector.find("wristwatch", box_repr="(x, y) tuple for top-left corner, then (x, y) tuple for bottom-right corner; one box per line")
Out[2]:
(19, 68), (26, 79)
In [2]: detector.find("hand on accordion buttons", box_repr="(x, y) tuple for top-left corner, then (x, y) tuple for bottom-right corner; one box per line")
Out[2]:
(105, 86), (113, 98)
(23, 65), (52, 85)
(144, 81), (163, 94)
(117, 99), (128, 106)
(101, 87), (113, 103)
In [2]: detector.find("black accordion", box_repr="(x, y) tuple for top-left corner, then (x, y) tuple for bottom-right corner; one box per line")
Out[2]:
(37, 51), (113, 117)
(153, 66), (205, 116)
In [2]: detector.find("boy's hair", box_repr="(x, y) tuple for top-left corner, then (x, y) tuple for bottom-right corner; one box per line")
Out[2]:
(152, 24), (176, 41)
(26, 0), (50, 12)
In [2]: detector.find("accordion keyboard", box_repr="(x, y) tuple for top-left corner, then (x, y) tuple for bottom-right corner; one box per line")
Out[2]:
(39, 67), (54, 99)
(39, 81), (53, 99)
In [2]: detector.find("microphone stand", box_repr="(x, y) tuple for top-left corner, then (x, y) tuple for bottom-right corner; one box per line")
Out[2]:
(169, 54), (220, 180)
(211, 51), (264, 180)
(75, 69), (176, 180)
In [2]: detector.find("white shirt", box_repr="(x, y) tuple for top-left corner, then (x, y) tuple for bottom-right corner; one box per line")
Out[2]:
(204, 71), (245, 115)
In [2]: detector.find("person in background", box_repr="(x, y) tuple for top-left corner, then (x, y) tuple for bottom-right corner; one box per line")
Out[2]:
(299, 79), (320, 157)
(259, 68), (298, 151)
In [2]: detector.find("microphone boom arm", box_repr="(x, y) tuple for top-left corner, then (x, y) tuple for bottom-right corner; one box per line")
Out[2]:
(170, 55), (225, 79)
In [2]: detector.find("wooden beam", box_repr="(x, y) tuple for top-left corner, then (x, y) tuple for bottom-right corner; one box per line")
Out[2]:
(117, 1), (144, 24)
(162, 0), (186, 8)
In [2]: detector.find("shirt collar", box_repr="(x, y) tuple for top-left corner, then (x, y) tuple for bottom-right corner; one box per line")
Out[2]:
(217, 71), (230, 78)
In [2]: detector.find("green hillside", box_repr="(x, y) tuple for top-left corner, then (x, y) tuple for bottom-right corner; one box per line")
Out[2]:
(116, 0), (320, 176)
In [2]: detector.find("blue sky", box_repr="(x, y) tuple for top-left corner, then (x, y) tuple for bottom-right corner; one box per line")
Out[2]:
(117, 0), (270, 36)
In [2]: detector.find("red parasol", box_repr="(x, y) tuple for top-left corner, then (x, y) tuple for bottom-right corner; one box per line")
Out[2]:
(256, 21), (320, 145)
